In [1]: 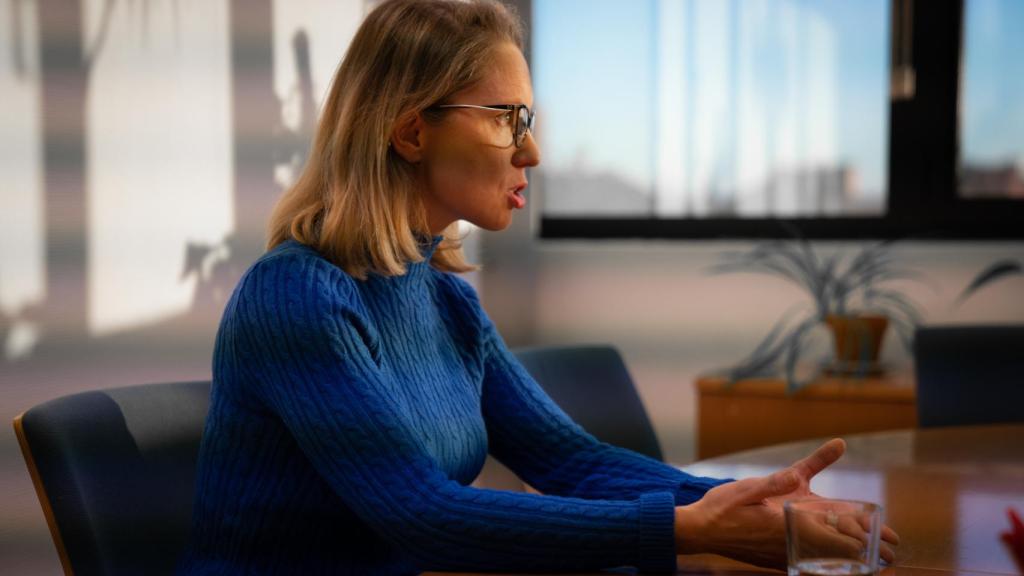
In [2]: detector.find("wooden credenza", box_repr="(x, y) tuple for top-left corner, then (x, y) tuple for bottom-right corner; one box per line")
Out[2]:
(695, 373), (917, 459)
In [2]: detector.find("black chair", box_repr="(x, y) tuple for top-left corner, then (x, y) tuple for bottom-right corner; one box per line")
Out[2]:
(13, 380), (212, 576)
(513, 345), (663, 461)
(914, 326), (1024, 427)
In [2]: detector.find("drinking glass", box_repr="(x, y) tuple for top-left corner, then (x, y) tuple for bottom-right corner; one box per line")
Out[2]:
(784, 498), (883, 576)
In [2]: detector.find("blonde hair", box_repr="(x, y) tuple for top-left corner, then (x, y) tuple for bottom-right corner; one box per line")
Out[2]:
(266, 0), (524, 279)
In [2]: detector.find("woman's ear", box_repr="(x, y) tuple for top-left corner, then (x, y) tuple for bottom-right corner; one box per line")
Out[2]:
(390, 112), (427, 163)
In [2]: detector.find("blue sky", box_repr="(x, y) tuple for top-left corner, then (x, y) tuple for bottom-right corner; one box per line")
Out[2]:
(962, 0), (1024, 166)
(534, 0), (658, 187)
(534, 0), (889, 209)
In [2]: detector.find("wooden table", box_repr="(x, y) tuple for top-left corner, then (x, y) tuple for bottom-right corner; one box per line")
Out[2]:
(696, 374), (917, 459)
(428, 425), (1024, 575)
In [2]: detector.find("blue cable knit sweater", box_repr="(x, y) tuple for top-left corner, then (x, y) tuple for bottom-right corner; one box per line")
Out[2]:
(178, 238), (728, 575)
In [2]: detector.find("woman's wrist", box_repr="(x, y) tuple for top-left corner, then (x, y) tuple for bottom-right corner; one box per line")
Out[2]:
(674, 504), (707, 555)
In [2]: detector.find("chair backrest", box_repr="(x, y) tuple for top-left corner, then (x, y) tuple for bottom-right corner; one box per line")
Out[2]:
(914, 326), (1024, 428)
(13, 380), (212, 576)
(513, 345), (663, 461)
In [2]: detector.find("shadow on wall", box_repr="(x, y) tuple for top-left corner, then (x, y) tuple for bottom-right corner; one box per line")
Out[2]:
(0, 1), (368, 572)
(2, 0), (318, 377)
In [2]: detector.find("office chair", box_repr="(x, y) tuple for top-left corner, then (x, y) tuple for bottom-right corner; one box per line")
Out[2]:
(513, 345), (663, 461)
(914, 325), (1024, 427)
(13, 380), (212, 575)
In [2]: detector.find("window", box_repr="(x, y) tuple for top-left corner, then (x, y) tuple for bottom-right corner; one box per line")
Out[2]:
(959, 0), (1024, 200)
(529, 0), (1024, 239)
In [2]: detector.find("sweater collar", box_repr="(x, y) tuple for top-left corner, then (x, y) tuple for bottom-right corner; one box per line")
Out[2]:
(416, 234), (444, 261)
(393, 234), (442, 282)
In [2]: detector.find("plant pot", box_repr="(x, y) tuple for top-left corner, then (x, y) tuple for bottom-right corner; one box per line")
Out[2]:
(825, 314), (889, 369)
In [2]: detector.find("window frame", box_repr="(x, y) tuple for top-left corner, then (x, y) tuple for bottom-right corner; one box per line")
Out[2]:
(527, 0), (1024, 240)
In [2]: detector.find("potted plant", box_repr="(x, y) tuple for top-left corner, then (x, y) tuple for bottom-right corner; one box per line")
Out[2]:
(710, 236), (924, 391)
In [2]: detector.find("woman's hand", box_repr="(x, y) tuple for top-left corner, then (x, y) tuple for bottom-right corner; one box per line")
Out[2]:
(675, 468), (797, 568)
(762, 438), (900, 564)
(674, 438), (900, 569)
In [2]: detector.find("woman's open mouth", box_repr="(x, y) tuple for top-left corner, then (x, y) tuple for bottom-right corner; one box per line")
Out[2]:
(508, 183), (527, 209)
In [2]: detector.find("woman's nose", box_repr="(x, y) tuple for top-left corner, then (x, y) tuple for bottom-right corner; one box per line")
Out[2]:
(513, 131), (541, 168)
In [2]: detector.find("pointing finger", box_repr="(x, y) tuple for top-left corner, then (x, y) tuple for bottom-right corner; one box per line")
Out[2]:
(792, 438), (846, 479)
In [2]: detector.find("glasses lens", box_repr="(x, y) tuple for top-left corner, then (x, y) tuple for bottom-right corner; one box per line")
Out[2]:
(515, 105), (533, 147)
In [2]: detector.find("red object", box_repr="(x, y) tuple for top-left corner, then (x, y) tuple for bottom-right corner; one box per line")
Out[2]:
(1002, 507), (1024, 574)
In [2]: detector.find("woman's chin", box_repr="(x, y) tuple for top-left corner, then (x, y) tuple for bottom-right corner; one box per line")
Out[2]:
(471, 213), (514, 232)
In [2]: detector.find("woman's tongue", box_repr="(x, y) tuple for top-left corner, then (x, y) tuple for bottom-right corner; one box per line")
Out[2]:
(509, 187), (526, 209)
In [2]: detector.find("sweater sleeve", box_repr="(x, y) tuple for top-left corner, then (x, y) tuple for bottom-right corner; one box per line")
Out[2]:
(449, 279), (731, 505)
(235, 254), (679, 574)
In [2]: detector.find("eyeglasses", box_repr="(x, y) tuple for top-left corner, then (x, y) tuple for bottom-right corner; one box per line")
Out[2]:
(431, 103), (535, 148)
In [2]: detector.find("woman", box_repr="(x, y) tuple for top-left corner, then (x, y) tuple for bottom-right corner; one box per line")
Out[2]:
(179, 1), (898, 574)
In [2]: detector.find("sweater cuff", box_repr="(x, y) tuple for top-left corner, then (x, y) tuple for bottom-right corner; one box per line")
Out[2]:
(637, 491), (677, 574)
